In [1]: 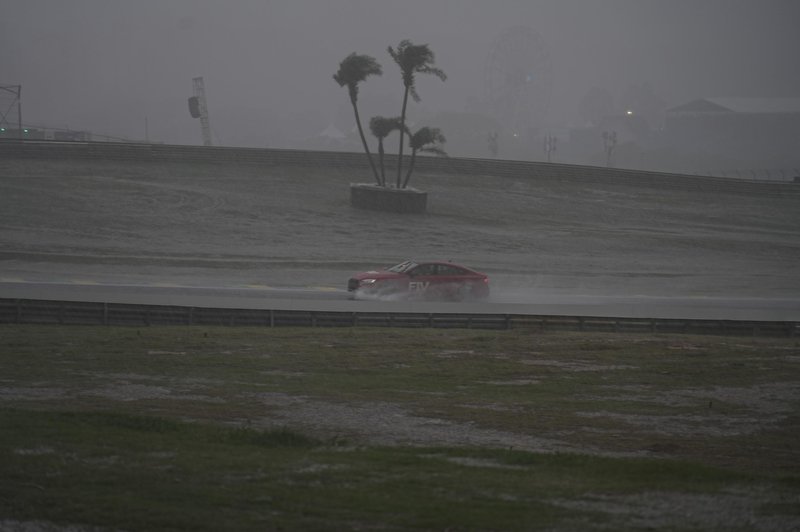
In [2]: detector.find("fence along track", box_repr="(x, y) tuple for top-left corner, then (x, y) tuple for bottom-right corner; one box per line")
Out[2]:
(1, 298), (797, 337)
(2, 140), (798, 197)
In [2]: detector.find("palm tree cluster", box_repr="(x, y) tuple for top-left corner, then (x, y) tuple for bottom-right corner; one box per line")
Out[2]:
(368, 116), (404, 187)
(333, 53), (383, 185)
(333, 40), (447, 189)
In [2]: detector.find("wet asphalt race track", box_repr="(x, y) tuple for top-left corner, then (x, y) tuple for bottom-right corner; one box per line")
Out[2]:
(2, 145), (799, 323)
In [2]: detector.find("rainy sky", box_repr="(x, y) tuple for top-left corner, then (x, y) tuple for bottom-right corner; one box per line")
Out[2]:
(2, 0), (799, 147)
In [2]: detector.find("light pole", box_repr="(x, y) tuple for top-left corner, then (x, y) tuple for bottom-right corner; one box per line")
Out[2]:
(487, 132), (498, 158)
(543, 134), (557, 163)
(602, 130), (617, 168)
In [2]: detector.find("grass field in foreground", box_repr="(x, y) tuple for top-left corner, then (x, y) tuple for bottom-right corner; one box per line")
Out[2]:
(1, 325), (799, 531)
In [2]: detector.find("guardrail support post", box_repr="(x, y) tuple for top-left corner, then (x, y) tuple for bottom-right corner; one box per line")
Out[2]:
(103, 303), (109, 326)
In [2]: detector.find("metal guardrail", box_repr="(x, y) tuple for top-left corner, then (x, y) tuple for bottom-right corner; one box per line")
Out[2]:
(1, 298), (797, 337)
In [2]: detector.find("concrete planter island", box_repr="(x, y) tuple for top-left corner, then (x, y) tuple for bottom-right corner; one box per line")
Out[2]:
(349, 183), (428, 214)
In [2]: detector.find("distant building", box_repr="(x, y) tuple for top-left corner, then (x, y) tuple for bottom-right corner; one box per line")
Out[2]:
(53, 130), (92, 141)
(664, 97), (800, 166)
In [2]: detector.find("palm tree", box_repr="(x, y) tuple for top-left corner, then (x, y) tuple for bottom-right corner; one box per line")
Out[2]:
(369, 116), (405, 186)
(402, 127), (446, 189)
(333, 53), (383, 185)
(387, 40), (446, 187)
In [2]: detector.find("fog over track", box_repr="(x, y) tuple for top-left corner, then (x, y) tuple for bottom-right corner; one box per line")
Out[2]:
(1, 142), (798, 322)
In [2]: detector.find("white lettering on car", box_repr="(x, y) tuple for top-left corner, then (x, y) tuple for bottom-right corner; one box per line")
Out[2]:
(409, 281), (430, 291)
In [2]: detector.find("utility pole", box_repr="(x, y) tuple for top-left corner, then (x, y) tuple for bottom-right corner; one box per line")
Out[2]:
(189, 77), (213, 146)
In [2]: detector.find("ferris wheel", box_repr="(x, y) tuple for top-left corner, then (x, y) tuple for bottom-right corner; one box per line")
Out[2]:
(484, 26), (553, 137)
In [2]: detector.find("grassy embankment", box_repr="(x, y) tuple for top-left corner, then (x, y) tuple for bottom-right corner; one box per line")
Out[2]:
(1, 325), (799, 530)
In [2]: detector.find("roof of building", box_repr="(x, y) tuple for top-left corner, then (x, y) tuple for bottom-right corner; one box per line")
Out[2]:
(667, 97), (800, 114)
(320, 123), (346, 139)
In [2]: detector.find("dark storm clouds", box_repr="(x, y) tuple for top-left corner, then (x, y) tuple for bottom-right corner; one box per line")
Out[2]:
(2, 0), (799, 147)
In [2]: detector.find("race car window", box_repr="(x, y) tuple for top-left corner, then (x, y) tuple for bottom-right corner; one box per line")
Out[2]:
(388, 261), (416, 273)
(410, 264), (437, 276)
(438, 265), (465, 276)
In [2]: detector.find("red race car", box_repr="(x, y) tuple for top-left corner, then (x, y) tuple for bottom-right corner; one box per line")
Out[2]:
(347, 260), (490, 301)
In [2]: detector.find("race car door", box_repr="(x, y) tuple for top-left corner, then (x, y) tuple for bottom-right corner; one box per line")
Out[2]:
(406, 263), (439, 297)
(435, 263), (474, 298)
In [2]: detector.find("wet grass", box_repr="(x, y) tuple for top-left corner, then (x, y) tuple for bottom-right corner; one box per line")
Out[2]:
(0, 408), (760, 531)
(1, 325), (799, 530)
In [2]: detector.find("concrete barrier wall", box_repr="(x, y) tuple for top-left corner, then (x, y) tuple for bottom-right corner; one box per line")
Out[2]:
(3, 139), (798, 196)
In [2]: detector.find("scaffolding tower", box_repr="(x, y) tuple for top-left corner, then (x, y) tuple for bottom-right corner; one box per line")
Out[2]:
(189, 77), (213, 146)
(0, 85), (22, 138)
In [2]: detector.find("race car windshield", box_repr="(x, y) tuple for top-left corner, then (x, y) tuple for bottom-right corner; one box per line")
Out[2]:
(388, 260), (417, 273)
